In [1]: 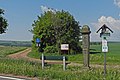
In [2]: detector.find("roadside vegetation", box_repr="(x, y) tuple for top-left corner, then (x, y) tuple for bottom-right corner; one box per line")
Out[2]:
(28, 42), (120, 79)
(0, 42), (120, 79)
(0, 57), (119, 80)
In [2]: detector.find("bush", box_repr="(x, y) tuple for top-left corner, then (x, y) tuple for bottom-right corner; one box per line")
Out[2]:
(44, 46), (57, 53)
(69, 41), (82, 54)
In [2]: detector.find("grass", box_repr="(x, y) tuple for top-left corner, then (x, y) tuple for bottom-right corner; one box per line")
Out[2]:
(0, 42), (120, 79)
(0, 46), (27, 57)
(28, 42), (120, 64)
(90, 42), (120, 64)
(0, 58), (40, 77)
(0, 58), (120, 80)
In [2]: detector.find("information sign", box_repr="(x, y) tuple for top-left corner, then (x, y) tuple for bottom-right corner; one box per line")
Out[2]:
(102, 37), (108, 52)
(61, 44), (69, 50)
(36, 38), (41, 43)
(102, 46), (108, 52)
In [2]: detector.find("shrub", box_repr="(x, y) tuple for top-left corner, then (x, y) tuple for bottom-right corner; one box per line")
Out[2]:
(44, 46), (57, 53)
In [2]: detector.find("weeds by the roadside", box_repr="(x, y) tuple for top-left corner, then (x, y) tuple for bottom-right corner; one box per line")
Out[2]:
(0, 58), (120, 80)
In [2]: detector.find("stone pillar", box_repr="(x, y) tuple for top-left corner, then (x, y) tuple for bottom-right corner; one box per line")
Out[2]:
(81, 25), (91, 68)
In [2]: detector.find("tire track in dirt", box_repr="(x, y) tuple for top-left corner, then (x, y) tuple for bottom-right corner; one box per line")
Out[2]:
(8, 48), (40, 62)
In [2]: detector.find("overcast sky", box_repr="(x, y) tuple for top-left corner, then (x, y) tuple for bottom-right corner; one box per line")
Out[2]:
(0, 0), (120, 41)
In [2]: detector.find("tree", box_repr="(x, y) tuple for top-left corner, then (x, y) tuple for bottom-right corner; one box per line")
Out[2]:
(32, 9), (81, 54)
(0, 8), (8, 34)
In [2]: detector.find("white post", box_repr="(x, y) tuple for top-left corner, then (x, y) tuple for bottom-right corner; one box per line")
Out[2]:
(42, 53), (44, 69)
(63, 56), (66, 71)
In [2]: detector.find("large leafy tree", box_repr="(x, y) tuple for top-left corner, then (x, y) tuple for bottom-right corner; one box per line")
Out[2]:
(0, 8), (8, 34)
(32, 10), (81, 54)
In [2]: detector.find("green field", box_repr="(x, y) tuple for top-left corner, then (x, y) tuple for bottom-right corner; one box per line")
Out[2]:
(90, 42), (120, 64)
(28, 42), (120, 64)
(0, 42), (120, 80)
(0, 40), (32, 47)
(0, 46), (27, 58)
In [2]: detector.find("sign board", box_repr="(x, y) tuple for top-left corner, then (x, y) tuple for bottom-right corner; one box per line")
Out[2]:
(36, 38), (41, 43)
(102, 38), (108, 52)
(102, 38), (107, 46)
(102, 46), (108, 52)
(61, 44), (69, 50)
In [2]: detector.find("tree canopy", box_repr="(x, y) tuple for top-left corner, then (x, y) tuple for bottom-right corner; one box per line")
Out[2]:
(0, 8), (8, 34)
(32, 10), (81, 54)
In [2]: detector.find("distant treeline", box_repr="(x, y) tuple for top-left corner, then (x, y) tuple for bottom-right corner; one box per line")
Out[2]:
(90, 42), (101, 45)
(90, 41), (120, 45)
(0, 40), (32, 47)
(0, 40), (119, 47)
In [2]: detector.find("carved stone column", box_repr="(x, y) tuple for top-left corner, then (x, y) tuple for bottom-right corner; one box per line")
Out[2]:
(81, 25), (91, 68)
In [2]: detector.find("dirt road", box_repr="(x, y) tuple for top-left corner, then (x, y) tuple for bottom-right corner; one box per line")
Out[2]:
(8, 48), (40, 62)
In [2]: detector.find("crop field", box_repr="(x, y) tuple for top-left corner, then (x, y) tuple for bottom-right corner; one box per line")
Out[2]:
(90, 42), (120, 64)
(0, 46), (26, 58)
(0, 42), (120, 80)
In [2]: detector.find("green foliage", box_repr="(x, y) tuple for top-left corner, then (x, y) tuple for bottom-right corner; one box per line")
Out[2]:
(32, 9), (81, 54)
(0, 8), (8, 34)
(44, 46), (57, 53)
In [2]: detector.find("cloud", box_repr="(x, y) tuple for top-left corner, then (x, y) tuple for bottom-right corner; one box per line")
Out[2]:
(40, 6), (57, 13)
(114, 0), (120, 7)
(91, 16), (120, 41)
(92, 16), (120, 31)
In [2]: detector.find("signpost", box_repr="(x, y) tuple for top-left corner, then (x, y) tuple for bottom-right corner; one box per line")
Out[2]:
(102, 36), (108, 76)
(96, 24), (113, 76)
(36, 38), (44, 69)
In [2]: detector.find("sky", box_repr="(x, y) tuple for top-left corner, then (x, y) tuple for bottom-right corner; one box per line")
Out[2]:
(0, 0), (120, 41)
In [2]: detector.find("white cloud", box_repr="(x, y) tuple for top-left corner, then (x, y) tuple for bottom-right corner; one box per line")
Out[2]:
(40, 6), (57, 13)
(92, 16), (120, 31)
(91, 16), (120, 41)
(114, 0), (120, 7)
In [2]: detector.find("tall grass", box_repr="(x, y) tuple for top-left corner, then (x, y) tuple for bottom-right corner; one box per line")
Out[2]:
(0, 58), (120, 80)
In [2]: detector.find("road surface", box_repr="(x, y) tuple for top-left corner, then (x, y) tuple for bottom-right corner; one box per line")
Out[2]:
(0, 76), (30, 80)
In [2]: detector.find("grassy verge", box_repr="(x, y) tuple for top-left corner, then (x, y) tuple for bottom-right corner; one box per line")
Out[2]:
(0, 43), (120, 79)
(0, 58), (120, 80)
